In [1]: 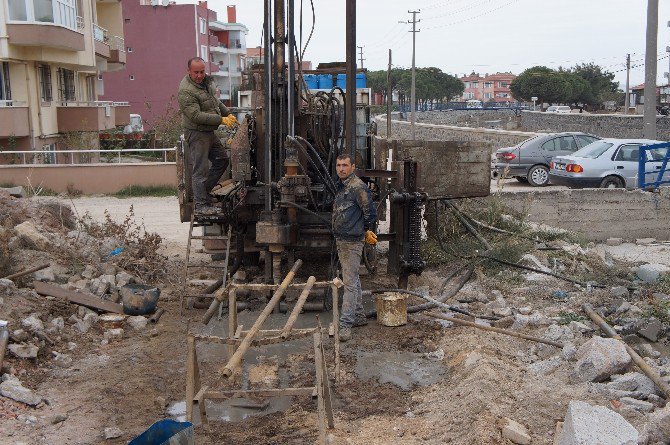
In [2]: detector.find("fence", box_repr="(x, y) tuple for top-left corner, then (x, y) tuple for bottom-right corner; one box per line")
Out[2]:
(0, 148), (175, 166)
(639, 142), (670, 189)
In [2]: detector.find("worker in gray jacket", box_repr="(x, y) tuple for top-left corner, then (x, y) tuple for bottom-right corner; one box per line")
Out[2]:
(332, 153), (377, 342)
(178, 57), (237, 215)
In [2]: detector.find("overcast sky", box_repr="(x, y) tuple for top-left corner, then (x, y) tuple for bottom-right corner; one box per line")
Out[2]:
(188, 0), (670, 89)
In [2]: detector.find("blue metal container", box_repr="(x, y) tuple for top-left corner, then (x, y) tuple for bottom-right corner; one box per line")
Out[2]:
(356, 73), (367, 88)
(303, 74), (319, 90)
(319, 74), (334, 89)
(335, 74), (346, 89)
(129, 419), (194, 445)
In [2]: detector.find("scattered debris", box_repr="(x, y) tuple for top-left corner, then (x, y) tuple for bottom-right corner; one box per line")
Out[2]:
(0, 376), (42, 406)
(557, 400), (638, 445)
(501, 418), (531, 445)
(103, 427), (123, 440)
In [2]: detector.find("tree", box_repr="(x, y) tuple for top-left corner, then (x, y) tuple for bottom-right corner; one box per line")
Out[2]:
(397, 67), (463, 109)
(511, 66), (570, 105)
(367, 68), (406, 104)
(570, 63), (619, 109)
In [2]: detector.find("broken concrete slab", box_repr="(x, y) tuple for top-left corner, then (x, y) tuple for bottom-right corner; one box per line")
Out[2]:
(14, 221), (51, 250)
(636, 263), (670, 283)
(639, 403), (670, 444)
(10, 329), (29, 342)
(619, 397), (654, 413)
(0, 186), (25, 198)
(606, 238), (623, 246)
(104, 427), (123, 440)
(608, 372), (660, 396)
(126, 315), (148, 330)
(33, 267), (56, 282)
(21, 314), (44, 332)
(557, 400), (638, 445)
(502, 418), (531, 445)
(81, 265), (97, 279)
(610, 286), (629, 299)
(8, 343), (39, 359)
(635, 238), (656, 245)
(0, 377), (42, 406)
(637, 319), (663, 342)
(570, 336), (631, 383)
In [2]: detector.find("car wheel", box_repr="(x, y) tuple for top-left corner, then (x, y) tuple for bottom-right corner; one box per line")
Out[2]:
(527, 165), (549, 187)
(600, 176), (624, 189)
(515, 176), (528, 183)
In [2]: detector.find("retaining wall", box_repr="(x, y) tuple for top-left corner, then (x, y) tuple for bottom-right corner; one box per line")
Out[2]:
(374, 115), (537, 150)
(496, 187), (670, 241)
(520, 111), (670, 140)
(0, 163), (177, 194)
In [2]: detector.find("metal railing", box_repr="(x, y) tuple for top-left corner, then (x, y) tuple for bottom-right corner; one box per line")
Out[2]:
(0, 100), (27, 107)
(110, 35), (125, 52)
(638, 142), (670, 189)
(93, 24), (109, 43)
(0, 148), (176, 166)
(76, 16), (84, 30)
(57, 100), (125, 107)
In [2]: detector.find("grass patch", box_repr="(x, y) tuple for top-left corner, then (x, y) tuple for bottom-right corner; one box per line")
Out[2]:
(557, 311), (587, 325)
(114, 185), (177, 198)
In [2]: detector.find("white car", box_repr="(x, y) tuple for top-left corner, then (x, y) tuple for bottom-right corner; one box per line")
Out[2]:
(546, 106), (572, 114)
(549, 138), (669, 189)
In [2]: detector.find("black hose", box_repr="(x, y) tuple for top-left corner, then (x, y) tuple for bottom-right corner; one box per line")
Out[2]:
(277, 201), (332, 227)
(295, 135), (337, 192)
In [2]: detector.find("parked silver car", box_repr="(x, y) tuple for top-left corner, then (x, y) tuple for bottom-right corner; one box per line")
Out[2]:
(549, 138), (669, 189)
(492, 132), (601, 186)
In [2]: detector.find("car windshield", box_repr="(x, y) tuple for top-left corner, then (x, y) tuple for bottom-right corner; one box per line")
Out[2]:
(572, 141), (613, 158)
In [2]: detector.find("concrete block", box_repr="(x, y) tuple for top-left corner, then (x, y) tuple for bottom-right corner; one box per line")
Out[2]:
(606, 238), (623, 246)
(502, 418), (531, 445)
(637, 319), (663, 342)
(608, 372), (659, 396)
(557, 400), (638, 445)
(636, 263), (670, 283)
(570, 336), (631, 383)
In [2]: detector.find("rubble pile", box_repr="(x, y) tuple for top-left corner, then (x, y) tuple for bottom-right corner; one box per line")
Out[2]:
(0, 190), (167, 417)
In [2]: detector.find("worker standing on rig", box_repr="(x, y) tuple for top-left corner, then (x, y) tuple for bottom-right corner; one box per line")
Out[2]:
(178, 57), (237, 215)
(333, 153), (377, 342)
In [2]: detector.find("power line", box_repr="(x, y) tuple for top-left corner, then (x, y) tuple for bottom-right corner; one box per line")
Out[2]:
(423, 0), (523, 31)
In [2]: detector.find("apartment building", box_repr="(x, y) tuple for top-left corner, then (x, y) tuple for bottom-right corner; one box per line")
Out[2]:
(100, 2), (248, 127)
(1, 0), (128, 159)
(209, 5), (248, 103)
(459, 72), (516, 103)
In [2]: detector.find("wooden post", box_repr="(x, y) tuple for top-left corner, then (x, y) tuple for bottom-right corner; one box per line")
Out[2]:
(220, 260), (303, 376)
(185, 335), (201, 422)
(281, 276), (316, 339)
(227, 288), (238, 358)
(313, 332), (327, 444)
(331, 283), (340, 381)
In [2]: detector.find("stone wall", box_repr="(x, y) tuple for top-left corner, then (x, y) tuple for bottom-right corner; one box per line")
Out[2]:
(496, 188), (670, 241)
(520, 111), (670, 140)
(414, 109), (521, 130)
(374, 115), (537, 151)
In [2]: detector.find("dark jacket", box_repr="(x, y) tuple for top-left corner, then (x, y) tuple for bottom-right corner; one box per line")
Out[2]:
(332, 173), (377, 241)
(177, 75), (230, 132)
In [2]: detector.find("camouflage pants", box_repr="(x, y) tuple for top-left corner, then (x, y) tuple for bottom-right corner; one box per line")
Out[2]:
(337, 239), (364, 328)
(185, 129), (229, 206)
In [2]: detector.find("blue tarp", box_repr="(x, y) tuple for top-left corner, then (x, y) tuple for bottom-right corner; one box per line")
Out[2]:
(129, 419), (194, 445)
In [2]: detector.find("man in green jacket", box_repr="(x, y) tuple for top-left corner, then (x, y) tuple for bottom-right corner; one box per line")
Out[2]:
(178, 57), (237, 215)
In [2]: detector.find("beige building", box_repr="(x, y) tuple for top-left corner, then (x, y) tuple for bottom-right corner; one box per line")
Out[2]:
(0, 0), (128, 162)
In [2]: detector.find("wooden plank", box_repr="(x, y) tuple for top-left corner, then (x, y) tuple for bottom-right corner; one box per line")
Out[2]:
(319, 333), (335, 428)
(33, 281), (124, 314)
(202, 387), (315, 399)
(313, 333), (327, 444)
(185, 335), (197, 422)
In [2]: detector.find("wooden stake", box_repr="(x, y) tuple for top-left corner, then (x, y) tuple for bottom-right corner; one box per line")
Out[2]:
(281, 276), (317, 339)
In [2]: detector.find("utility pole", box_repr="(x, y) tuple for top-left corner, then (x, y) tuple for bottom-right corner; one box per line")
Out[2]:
(401, 10), (420, 139)
(357, 45), (365, 69)
(386, 49), (392, 140)
(624, 54), (631, 115)
(643, 0), (658, 139)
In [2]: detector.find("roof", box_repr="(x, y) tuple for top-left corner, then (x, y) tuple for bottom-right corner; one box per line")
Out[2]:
(209, 21), (248, 33)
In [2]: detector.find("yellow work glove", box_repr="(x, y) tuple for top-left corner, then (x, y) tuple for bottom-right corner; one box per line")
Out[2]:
(365, 230), (378, 245)
(221, 115), (238, 128)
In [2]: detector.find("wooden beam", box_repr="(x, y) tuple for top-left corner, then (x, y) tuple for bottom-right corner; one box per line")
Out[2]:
(33, 281), (124, 314)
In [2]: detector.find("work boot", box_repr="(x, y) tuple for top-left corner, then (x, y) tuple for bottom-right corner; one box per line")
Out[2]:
(194, 204), (219, 215)
(353, 314), (368, 327)
(339, 327), (352, 342)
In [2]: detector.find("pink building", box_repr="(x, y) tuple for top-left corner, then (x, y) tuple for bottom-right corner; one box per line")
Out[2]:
(100, 0), (219, 129)
(459, 72), (516, 103)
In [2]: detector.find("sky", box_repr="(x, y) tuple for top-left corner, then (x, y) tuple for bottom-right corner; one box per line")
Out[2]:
(188, 0), (670, 89)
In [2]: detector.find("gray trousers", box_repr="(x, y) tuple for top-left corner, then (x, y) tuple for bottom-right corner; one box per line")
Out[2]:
(337, 239), (364, 328)
(185, 129), (229, 205)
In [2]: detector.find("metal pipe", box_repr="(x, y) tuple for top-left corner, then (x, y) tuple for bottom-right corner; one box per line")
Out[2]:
(274, 0), (286, 174)
(583, 303), (670, 398)
(221, 260), (303, 377)
(264, 0), (273, 211)
(427, 312), (563, 348)
(287, 0), (295, 138)
(149, 308), (165, 323)
(345, 0), (356, 159)
(281, 275), (316, 339)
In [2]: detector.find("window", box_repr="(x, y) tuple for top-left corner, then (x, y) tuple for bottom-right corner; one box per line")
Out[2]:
(199, 17), (206, 34)
(576, 135), (598, 148)
(574, 141), (613, 159)
(484, 82), (493, 88)
(0, 63), (11, 101)
(38, 64), (52, 102)
(483, 93), (493, 99)
(56, 67), (76, 101)
(129, 75), (135, 80)
(127, 47), (133, 52)
(7, 0), (78, 31)
(542, 136), (577, 152)
(614, 144), (641, 162)
(42, 143), (57, 165)
(498, 82), (509, 88)
(200, 44), (208, 60)
(85, 75), (95, 101)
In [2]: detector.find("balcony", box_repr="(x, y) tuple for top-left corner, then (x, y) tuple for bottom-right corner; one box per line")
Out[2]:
(212, 66), (229, 77)
(113, 102), (131, 126)
(7, 23), (85, 51)
(108, 35), (126, 64)
(0, 101), (30, 138)
(93, 24), (110, 58)
(210, 44), (228, 53)
(57, 101), (117, 132)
